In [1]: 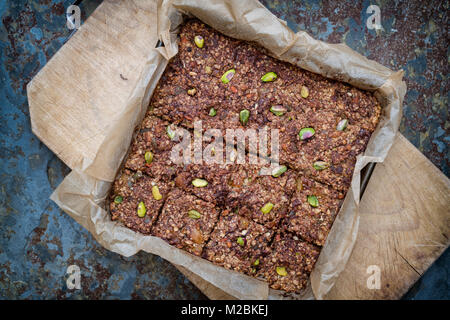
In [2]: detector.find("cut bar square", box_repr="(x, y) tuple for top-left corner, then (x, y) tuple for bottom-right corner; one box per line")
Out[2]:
(203, 211), (274, 274)
(256, 233), (320, 293)
(109, 169), (174, 235)
(151, 188), (220, 256)
(282, 176), (345, 246)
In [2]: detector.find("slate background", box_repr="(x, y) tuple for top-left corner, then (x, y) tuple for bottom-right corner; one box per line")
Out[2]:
(0, 0), (448, 299)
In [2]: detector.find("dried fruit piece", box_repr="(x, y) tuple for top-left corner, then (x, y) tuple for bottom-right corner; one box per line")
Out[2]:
(313, 161), (329, 171)
(261, 72), (277, 82)
(152, 185), (162, 200)
(237, 236), (245, 246)
(270, 105), (287, 116)
(299, 127), (315, 140)
(307, 195), (319, 207)
(300, 85), (309, 98)
(272, 165), (287, 178)
(261, 202), (274, 214)
(239, 109), (250, 125)
(209, 107), (217, 117)
(188, 209), (202, 219)
(187, 88), (197, 96)
(194, 35), (204, 48)
(137, 201), (146, 218)
(337, 119), (348, 131)
(221, 69), (235, 84)
(190, 227), (203, 244)
(144, 151), (153, 164)
(114, 195), (123, 204)
(192, 178), (208, 187)
(276, 266), (287, 276)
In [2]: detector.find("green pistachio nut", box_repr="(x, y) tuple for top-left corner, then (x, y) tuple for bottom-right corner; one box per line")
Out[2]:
(194, 35), (204, 48)
(276, 266), (287, 276)
(166, 125), (176, 140)
(313, 161), (329, 171)
(239, 109), (250, 125)
(307, 195), (319, 207)
(300, 85), (309, 98)
(261, 72), (277, 82)
(221, 69), (235, 84)
(272, 165), (287, 178)
(261, 202), (274, 214)
(152, 185), (163, 200)
(270, 105), (287, 116)
(299, 127), (315, 140)
(192, 178), (208, 188)
(337, 119), (348, 131)
(137, 201), (146, 218)
(188, 209), (202, 219)
(144, 151), (153, 164)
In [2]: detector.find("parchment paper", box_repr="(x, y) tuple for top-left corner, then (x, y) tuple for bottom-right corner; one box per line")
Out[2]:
(36, 0), (406, 299)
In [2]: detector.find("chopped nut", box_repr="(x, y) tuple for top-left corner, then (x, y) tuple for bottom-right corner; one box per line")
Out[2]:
(261, 72), (277, 82)
(299, 127), (315, 140)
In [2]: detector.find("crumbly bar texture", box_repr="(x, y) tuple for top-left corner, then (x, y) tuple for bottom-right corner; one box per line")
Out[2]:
(151, 188), (220, 256)
(226, 167), (299, 229)
(257, 233), (320, 293)
(109, 169), (174, 235)
(109, 19), (382, 294)
(124, 115), (187, 181)
(203, 210), (274, 274)
(282, 176), (345, 246)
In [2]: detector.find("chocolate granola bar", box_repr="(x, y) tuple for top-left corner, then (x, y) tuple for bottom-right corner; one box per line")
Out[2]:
(151, 188), (220, 256)
(109, 18), (382, 294)
(203, 210), (274, 274)
(256, 233), (320, 293)
(109, 169), (174, 234)
(282, 176), (345, 246)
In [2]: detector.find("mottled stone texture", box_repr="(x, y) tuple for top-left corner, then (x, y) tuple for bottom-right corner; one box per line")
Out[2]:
(0, 0), (447, 299)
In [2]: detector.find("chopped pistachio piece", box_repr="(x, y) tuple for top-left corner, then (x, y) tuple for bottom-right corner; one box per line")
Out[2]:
(261, 72), (277, 82)
(187, 88), (197, 96)
(299, 127), (315, 140)
(307, 195), (319, 207)
(152, 185), (162, 200)
(313, 161), (329, 171)
(270, 105), (287, 116)
(205, 66), (212, 74)
(114, 195), (123, 204)
(192, 178), (208, 187)
(194, 35), (204, 48)
(221, 69), (235, 84)
(261, 202), (274, 214)
(239, 109), (250, 125)
(144, 151), (153, 164)
(166, 125), (176, 139)
(337, 119), (348, 131)
(253, 258), (260, 266)
(237, 236), (245, 246)
(272, 165), (287, 178)
(276, 266), (287, 276)
(300, 85), (309, 98)
(137, 201), (146, 218)
(209, 107), (217, 117)
(188, 209), (202, 219)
